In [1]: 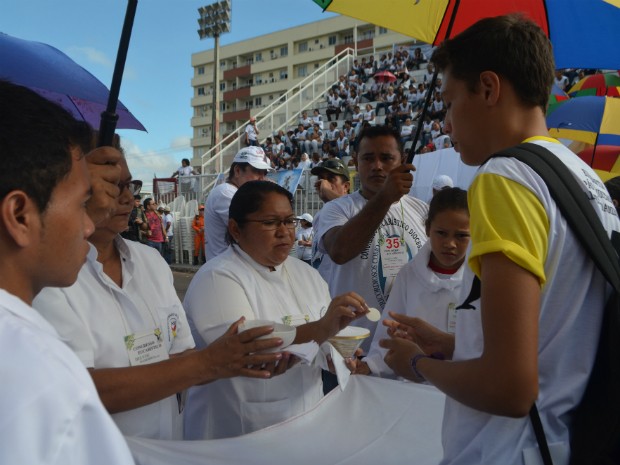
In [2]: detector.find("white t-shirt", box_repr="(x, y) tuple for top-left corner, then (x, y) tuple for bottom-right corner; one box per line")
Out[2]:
(0, 289), (135, 465)
(204, 182), (237, 261)
(245, 123), (258, 142)
(183, 246), (330, 439)
(164, 212), (174, 237)
(315, 191), (428, 351)
(365, 241), (465, 377)
(296, 226), (314, 261)
(33, 238), (195, 440)
(441, 139), (620, 464)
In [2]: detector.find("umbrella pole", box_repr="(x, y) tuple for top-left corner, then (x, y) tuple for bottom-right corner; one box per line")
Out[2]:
(406, 0), (460, 164)
(98, 0), (139, 147)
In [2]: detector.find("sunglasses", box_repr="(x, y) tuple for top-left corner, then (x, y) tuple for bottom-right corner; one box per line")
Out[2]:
(119, 180), (142, 196)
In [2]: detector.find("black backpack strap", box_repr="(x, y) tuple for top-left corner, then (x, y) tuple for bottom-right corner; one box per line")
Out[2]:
(529, 405), (554, 465)
(492, 143), (620, 291)
(491, 142), (620, 465)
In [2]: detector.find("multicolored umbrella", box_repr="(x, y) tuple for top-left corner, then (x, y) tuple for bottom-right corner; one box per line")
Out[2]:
(568, 73), (620, 97)
(547, 96), (620, 147)
(312, 0), (620, 70)
(374, 70), (397, 83)
(0, 31), (145, 132)
(577, 145), (620, 181)
(548, 83), (570, 113)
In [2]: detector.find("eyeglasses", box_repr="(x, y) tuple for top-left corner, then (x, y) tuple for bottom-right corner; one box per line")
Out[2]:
(243, 217), (300, 231)
(119, 179), (142, 196)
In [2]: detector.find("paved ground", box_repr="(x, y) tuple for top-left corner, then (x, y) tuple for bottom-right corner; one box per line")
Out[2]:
(171, 265), (199, 302)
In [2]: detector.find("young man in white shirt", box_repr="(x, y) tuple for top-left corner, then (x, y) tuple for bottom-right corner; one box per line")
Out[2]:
(0, 81), (135, 465)
(204, 146), (273, 261)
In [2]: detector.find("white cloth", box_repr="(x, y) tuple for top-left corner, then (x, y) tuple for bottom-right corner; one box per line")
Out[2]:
(365, 242), (465, 377)
(183, 245), (331, 439)
(315, 191), (428, 351)
(127, 376), (445, 465)
(204, 182), (237, 261)
(33, 237), (195, 440)
(441, 140), (620, 465)
(296, 226), (313, 261)
(245, 123), (258, 143)
(0, 289), (135, 465)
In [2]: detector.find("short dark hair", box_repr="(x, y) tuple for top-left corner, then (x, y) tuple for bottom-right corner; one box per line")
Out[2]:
(0, 81), (92, 212)
(357, 124), (403, 154)
(226, 181), (293, 245)
(430, 14), (554, 111)
(182, 158), (190, 166)
(227, 161), (251, 182)
(425, 187), (469, 230)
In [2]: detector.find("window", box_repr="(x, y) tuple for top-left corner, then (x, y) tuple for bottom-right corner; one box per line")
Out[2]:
(220, 102), (226, 112)
(344, 34), (353, 44)
(255, 74), (262, 84)
(255, 97), (262, 106)
(219, 82), (226, 91)
(219, 60), (226, 68)
(200, 127), (209, 137)
(280, 45), (288, 57)
(279, 70), (288, 80)
(362, 30), (374, 40)
(314, 63), (320, 69)
(197, 87), (205, 96)
(299, 41), (308, 53)
(298, 65), (307, 77)
(256, 52), (262, 62)
(315, 39), (319, 44)
(328, 35), (337, 46)
(379, 27), (388, 34)
(245, 101), (254, 110)
(246, 57), (254, 65)
(197, 66), (205, 75)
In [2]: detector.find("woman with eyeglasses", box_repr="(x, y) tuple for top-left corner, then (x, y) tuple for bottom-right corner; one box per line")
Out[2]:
(183, 181), (368, 440)
(34, 153), (287, 441)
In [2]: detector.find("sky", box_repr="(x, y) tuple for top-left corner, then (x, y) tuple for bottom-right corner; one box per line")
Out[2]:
(1, 0), (336, 190)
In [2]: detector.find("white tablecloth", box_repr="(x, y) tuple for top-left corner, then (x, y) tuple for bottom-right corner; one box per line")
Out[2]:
(127, 375), (445, 465)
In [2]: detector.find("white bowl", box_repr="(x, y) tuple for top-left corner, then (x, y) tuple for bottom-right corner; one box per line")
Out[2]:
(328, 326), (370, 358)
(239, 319), (297, 352)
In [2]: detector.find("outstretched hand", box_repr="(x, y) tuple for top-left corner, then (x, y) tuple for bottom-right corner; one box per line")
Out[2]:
(200, 317), (285, 381)
(320, 292), (368, 338)
(383, 311), (454, 358)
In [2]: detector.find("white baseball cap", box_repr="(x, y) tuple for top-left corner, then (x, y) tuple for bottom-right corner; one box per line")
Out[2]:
(432, 174), (454, 191)
(298, 213), (313, 224)
(233, 146), (273, 171)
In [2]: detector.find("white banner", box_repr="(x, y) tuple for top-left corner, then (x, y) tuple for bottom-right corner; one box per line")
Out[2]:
(127, 375), (445, 465)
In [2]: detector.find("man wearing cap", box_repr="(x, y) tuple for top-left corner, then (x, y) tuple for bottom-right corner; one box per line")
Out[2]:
(244, 117), (259, 147)
(295, 213), (314, 265)
(310, 159), (351, 283)
(204, 146), (273, 261)
(314, 125), (428, 353)
(432, 174), (454, 197)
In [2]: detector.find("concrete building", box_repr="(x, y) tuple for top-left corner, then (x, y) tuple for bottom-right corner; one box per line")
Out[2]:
(190, 15), (418, 169)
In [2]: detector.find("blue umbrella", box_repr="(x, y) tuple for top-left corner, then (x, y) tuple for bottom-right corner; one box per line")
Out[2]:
(0, 31), (145, 132)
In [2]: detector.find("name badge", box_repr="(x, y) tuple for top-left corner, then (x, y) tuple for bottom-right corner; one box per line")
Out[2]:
(124, 328), (169, 366)
(447, 303), (457, 334)
(380, 235), (408, 278)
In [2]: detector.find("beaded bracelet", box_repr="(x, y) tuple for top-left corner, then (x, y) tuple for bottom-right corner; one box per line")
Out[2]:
(410, 352), (445, 382)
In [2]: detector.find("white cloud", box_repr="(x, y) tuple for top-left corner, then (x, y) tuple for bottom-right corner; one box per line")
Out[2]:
(170, 135), (191, 149)
(121, 139), (183, 193)
(66, 46), (113, 68)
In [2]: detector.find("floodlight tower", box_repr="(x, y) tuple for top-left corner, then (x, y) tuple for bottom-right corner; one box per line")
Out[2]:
(198, 0), (231, 152)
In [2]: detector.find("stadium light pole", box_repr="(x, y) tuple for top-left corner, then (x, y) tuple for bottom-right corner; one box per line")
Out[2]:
(198, 0), (231, 153)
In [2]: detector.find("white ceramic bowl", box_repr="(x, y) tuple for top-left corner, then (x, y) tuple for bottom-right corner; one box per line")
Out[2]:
(239, 319), (297, 352)
(328, 326), (370, 358)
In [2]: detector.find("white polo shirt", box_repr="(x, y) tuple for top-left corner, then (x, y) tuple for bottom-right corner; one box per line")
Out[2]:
(204, 182), (238, 261)
(33, 237), (195, 440)
(183, 245), (330, 439)
(0, 289), (135, 465)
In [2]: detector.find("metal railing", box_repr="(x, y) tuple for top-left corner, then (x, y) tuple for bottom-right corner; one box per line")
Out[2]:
(200, 48), (356, 183)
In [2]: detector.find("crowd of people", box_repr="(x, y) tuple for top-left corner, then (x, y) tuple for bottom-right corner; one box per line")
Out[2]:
(3, 13), (619, 465)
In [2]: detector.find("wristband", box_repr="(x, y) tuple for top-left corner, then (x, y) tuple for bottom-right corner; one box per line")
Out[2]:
(410, 352), (445, 382)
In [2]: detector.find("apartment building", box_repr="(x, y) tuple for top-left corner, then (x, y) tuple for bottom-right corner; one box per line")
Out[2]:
(190, 15), (417, 168)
